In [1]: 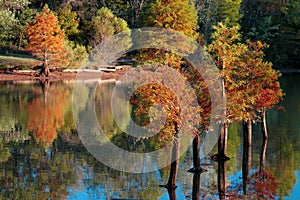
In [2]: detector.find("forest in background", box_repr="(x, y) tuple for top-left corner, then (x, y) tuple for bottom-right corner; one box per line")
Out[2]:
(0, 0), (299, 69)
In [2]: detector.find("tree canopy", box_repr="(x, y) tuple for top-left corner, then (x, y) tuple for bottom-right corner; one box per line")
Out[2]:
(26, 5), (66, 75)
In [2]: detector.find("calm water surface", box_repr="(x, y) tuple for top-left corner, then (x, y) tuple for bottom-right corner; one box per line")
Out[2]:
(0, 74), (299, 199)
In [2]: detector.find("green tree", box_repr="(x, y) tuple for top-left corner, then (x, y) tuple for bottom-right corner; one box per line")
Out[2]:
(56, 6), (80, 40)
(0, 7), (17, 46)
(196, 0), (242, 42)
(101, 0), (131, 24)
(14, 6), (36, 49)
(241, 0), (300, 68)
(136, 0), (200, 67)
(219, 0), (242, 27)
(0, 0), (31, 47)
(139, 0), (198, 39)
(277, 0), (300, 67)
(89, 7), (129, 47)
(64, 40), (88, 69)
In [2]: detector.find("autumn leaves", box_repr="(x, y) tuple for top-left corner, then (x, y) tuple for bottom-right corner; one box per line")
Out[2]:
(26, 6), (66, 76)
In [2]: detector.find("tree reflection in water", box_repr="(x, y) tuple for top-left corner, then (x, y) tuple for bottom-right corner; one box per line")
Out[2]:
(246, 138), (278, 199)
(1, 79), (298, 199)
(26, 81), (69, 147)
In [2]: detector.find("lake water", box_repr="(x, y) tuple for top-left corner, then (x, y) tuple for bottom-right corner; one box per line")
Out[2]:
(0, 74), (299, 200)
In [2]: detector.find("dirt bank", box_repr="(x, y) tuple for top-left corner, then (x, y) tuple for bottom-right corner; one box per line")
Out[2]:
(0, 67), (131, 82)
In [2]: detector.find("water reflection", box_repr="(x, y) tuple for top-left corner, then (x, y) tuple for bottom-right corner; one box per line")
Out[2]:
(0, 74), (299, 199)
(26, 81), (69, 147)
(247, 138), (278, 199)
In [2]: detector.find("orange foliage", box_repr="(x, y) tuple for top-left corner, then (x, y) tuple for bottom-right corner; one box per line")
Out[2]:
(131, 83), (180, 142)
(26, 84), (68, 147)
(26, 6), (67, 68)
(129, 65), (201, 143)
(207, 23), (283, 123)
(248, 170), (278, 199)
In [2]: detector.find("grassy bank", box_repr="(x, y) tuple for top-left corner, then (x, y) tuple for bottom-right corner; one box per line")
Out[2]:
(0, 54), (41, 70)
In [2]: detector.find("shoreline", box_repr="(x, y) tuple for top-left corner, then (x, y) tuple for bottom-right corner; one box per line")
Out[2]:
(1, 67), (299, 83)
(0, 67), (131, 83)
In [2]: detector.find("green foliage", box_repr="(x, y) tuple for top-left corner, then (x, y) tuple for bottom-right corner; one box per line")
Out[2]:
(0, 0), (298, 69)
(101, 0), (131, 23)
(0, 0), (32, 47)
(14, 7), (36, 48)
(64, 40), (88, 69)
(276, 0), (300, 67)
(207, 22), (249, 122)
(139, 0), (198, 39)
(0, 9), (17, 46)
(136, 0), (200, 67)
(220, 0), (242, 27)
(89, 7), (129, 47)
(197, 0), (242, 42)
(241, 0), (300, 68)
(247, 16), (280, 44)
(56, 6), (80, 40)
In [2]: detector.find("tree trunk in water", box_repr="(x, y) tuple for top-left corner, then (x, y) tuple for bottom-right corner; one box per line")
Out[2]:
(167, 188), (176, 200)
(261, 107), (268, 139)
(218, 161), (226, 200)
(259, 137), (268, 174)
(242, 119), (252, 195)
(40, 80), (50, 105)
(41, 50), (50, 77)
(188, 134), (205, 173)
(218, 122), (228, 156)
(193, 134), (200, 170)
(192, 173), (201, 200)
(166, 135), (180, 190)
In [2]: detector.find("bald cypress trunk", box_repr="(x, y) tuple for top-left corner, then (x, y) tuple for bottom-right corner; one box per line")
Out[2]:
(192, 173), (201, 200)
(242, 119), (252, 195)
(166, 136), (179, 190)
(218, 122), (228, 157)
(41, 50), (50, 77)
(218, 161), (226, 200)
(260, 138), (268, 173)
(261, 107), (268, 139)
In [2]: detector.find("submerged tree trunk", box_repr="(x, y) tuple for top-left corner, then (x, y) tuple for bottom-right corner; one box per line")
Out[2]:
(193, 134), (201, 170)
(243, 119), (252, 147)
(188, 134), (205, 173)
(192, 173), (201, 200)
(261, 107), (268, 139)
(242, 119), (252, 195)
(213, 68), (230, 162)
(165, 134), (180, 190)
(213, 122), (229, 161)
(167, 188), (176, 200)
(40, 80), (50, 105)
(217, 82), (228, 198)
(220, 71), (227, 157)
(218, 161), (226, 200)
(259, 137), (268, 173)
